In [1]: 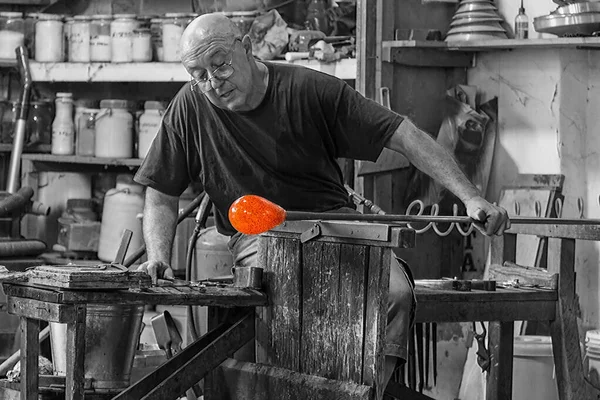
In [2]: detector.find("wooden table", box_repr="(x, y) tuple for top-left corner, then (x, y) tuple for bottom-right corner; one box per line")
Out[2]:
(0, 282), (268, 400)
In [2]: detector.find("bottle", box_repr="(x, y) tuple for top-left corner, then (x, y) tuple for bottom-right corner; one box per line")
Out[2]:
(51, 92), (75, 155)
(305, 0), (330, 35)
(514, 0), (529, 40)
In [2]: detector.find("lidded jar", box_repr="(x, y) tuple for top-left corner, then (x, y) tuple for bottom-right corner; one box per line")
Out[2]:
(95, 99), (133, 158)
(68, 15), (91, 62)
(35, 13), (64, 62)
(110, 14), (139, 63)
(0, 11), (25, 59)
(90, 14), (112, 62)
(137, 100), (165, 158)
(161, 13), (188, 62)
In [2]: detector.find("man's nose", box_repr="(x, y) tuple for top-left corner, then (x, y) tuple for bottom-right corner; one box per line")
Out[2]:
(209, 76), (225, 89)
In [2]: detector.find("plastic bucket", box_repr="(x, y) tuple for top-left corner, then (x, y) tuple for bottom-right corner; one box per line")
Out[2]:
(513, 335), (559, 400)
(586, 330), (600, 387)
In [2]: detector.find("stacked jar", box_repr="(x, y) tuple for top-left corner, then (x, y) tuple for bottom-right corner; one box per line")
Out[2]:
(95, 99), (134, 158)
(161, 13), (189, 62)
(0, 12), (25, 60)
(132, 28), (152, 62)
(137, 101), (165, 159)
(68, 15), (91, 62)
(35, 14), (64, 62)
(111, 14), (139, 63)
(90, 14), (112, 62)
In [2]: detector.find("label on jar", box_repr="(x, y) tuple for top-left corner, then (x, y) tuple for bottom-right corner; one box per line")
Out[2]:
(52, 125), (75, 155)
(90, 34), (111, 61)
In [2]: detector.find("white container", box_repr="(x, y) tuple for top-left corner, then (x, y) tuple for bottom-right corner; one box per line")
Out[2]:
(34, 13), (64, 62)
(98, 175), (144, 263)
(161, 13), (188, 62)
(76, 107), (99, 157)
(95, 99), (133, 158)
(111, 14), (139, 63)
(68, 15), (91, 62)
(137, 101), (164, 159)
(0, 12), (25, 60)
(51, 92), (74, 155)
(90, 14), (112, 62)
(132, 28), (152, 62)
(513, 335), (558, 400)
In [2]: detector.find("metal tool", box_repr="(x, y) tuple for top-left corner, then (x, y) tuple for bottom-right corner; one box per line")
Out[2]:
(473, 321), (490, 372)
(151, 311), (183, 359)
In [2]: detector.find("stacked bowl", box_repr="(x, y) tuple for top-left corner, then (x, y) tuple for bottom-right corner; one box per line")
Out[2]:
(446, 0), (508, 42)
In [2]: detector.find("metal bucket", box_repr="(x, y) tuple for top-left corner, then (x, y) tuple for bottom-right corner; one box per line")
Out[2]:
(50, 303), (144, 391)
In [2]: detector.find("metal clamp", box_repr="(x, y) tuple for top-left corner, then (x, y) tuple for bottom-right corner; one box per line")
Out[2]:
(300, 222), (322, 243)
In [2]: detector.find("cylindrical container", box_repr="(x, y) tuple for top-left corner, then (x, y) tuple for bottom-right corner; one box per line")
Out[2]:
(161, 13), (188, 62)
(35, 13), (64, 62)
(111, 14), (139, 63)
(24, 13), (39, 59)
(190, 226), (234, 337)
(132, 28), (152, 62)
(95, 99), (133, 158)
(68, 15), (91, 62)
(513, 335), (558, 400)
(150, 18), (163, 61)
(27, 99), (53, 148)
(137, 100), (164, 158)
(50, 304), (144, 391)
(98, 175), (144, 262)
(0, 12), (25, 60)
(586, 330), (600, 388)
(76, 107), (99, 156)
(227, 11), (258, 36)
(90, 14), (112, 62)
(51, 92), (74, 156)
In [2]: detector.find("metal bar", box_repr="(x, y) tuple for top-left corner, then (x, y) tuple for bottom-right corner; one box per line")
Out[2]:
(285, 211), (600, 226)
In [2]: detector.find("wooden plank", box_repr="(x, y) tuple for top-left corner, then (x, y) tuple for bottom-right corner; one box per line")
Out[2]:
(255, 236), (301, 370)
(415, 299), (555, 323)
(381, 37), (600, 51)
(20, 318), (39, 400)
(488, 262), (558, 289)
(507, 223), (600, 241)
(547, 237), (592, 400)
(7, 297), (76, 323)
(65, 306), (86, 400)
(356, 0), (379, 99)
(214, 359), (373, 400)
(337, 243), (368, 383)
(415, 287), (556, 303)
(301, 241), (341, 379)
(382, 47), (473, 67)
(362, 246), (390, 399)
(21, 153), (142, 167)
(486, 321), (514, 400)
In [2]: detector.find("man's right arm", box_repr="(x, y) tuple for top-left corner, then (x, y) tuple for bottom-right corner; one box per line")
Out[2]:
(137, 187), (179, 283)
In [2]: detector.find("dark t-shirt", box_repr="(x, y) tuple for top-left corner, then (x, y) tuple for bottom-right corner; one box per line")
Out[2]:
(134, 62), (404, 236)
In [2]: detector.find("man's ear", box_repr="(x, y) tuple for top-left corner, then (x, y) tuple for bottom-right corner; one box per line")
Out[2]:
(241, 35), (253, 54)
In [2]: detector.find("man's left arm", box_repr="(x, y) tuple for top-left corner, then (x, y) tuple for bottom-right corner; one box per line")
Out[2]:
(385, 118), (510, 236)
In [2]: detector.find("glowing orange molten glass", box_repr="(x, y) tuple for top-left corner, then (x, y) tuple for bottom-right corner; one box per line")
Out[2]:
(228, 195), (287, 235)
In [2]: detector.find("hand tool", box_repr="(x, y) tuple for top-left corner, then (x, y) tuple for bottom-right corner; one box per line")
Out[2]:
(473, 321), (490, 372)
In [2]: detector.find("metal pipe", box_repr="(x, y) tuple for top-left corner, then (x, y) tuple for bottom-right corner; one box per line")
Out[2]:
(7, 46), (33, 194)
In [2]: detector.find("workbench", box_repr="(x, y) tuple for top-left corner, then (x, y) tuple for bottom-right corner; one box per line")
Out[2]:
(0, 282), (267, 400)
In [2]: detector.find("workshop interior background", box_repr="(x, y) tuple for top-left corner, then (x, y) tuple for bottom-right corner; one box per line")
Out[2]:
(1, 0), (600, 399)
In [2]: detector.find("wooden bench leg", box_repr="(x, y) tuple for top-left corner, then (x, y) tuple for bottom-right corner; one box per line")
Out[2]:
(66, 305), (86, 400)
(20, 317), (39, 400)
(486, 321), (514, 400)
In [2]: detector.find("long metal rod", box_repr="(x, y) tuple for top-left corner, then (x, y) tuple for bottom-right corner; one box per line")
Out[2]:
(285, 211), (600, 226)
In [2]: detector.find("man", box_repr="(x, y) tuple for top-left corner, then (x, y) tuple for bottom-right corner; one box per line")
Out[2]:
(134, 12), (509, 390)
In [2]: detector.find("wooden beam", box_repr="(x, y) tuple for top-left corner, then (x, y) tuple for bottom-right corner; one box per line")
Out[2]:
(382, 47), (473, 68)
(214, 359), (373, 400)
(20, 318), (39, 400)
(486, 321), (514, 400)
(7, 297), (77, 323)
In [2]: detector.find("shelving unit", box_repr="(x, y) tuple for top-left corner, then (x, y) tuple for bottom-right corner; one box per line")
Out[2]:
(0, 58), (357, 81)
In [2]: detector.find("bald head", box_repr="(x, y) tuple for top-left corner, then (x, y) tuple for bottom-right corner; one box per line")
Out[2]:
(180, 13), (241, 62)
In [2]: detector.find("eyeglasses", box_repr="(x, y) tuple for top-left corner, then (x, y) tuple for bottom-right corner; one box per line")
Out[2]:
(190, 53), (236, 94)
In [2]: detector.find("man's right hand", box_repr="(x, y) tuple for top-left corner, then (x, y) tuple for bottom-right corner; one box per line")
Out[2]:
(137, 260), (174, 284)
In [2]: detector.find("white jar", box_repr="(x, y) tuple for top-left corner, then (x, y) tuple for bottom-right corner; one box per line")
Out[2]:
(110, 14), (139, 63)
(52, 92), (74, 155)
(95, 99), (133, 158)
(137, 101), (165, 158)
(0, 12), (25, 60)
(35, 13), (64, 62)
(90, 14), (112, 62)
(161, 13), (187, 62)
(132, 28), (152, 62)
(68, 15), (91, 62)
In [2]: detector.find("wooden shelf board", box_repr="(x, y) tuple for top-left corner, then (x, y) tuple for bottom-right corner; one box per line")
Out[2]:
(21, 58), (356, 82)
(21, 153), (143, 167)
(383, 37), (600, 52)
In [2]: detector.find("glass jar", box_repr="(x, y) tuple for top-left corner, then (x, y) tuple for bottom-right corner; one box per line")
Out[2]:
(27, 99), (53, 149)
(132, 28), (152, 62)
(137, 101), (165, 158)
(24, 13), (39, 59)
(227, 11), (257, 36)
(161, 13), (188, 62)
(35, 13), (64, 62)
(68, 15), (91, 62)
(76, 107), (99, 157)
(111, 14), (140, 63)
(0, 100), (17, 144)
(0, 12), (25, 60)
(90, 14), (112, 62)
(150, 18), (163, 61)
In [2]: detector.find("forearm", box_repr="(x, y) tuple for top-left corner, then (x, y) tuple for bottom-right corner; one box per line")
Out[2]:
(143, 187), (179, 264)
(386, 119), (481, 204)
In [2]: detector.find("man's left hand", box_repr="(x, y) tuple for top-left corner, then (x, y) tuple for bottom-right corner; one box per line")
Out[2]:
(464, 196), (510, 236)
